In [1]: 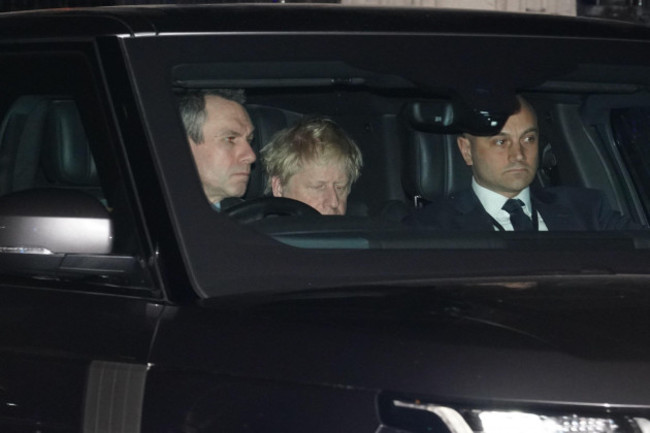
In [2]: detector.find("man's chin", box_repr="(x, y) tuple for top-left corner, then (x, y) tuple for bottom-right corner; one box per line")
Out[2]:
(503, 173), (533, 188)
(503, 182), (532, 195)
(228, 183), (249, 198)
(320, 209), (345, 216)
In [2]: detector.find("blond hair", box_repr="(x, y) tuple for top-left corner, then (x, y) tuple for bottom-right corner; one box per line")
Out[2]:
(261, 116), (363, 194)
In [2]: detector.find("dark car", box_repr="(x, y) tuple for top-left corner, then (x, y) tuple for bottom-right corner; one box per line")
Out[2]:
(2, 4), (650, 433)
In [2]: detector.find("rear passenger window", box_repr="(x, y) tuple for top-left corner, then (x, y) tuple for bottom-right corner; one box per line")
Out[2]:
(0, 49), (152, 293)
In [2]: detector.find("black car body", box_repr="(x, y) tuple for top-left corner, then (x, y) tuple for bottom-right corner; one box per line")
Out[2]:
(2, 4), (650, 433)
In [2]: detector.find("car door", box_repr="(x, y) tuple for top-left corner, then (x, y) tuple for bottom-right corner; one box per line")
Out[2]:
(0, 42), (164, 433)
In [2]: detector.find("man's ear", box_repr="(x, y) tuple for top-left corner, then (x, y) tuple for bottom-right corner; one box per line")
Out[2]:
(457, 135), (473, 166)
(271, 176), (284, 197)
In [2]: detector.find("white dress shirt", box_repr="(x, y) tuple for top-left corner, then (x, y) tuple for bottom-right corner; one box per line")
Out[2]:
(471, 178), (548, 231)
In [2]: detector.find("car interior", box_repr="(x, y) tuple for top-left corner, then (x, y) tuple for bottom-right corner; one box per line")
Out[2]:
(168, 60), (650, 250)
(3, 82), (650, 250)
(3, 47), (650, 281)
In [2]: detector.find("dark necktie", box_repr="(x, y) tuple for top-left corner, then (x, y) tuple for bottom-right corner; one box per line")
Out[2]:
(502, 198), (534, 231)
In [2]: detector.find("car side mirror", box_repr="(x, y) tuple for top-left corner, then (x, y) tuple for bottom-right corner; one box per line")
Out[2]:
(0, 188), (112, 255)
(0, 188), (152, 287)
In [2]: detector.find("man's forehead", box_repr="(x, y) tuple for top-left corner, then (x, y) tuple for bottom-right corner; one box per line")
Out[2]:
(496, 108), (538, 136)
(207, 95), (246, 116)
(207, 98), (253, 130)
(494, 125), (538, 137)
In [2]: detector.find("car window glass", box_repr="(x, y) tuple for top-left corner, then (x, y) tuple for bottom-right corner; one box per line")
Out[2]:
(123, 32), (650, 298)
(0, 50), (153, 294)
(612, 107), (650, 216)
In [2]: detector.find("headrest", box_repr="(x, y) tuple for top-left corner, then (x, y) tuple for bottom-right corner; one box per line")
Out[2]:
(41, 100), (99, 186)
(401, 129), (471, 205)
(245, 104), (302, 199)
(0, 96), (51, 194)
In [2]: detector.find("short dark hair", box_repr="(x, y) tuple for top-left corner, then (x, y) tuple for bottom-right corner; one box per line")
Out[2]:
(178, 89), (246, 143)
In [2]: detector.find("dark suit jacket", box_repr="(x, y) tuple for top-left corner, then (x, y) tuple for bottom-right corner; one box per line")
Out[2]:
(404, 187), (644, 231)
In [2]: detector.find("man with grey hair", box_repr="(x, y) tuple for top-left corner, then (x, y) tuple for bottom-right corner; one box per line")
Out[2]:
(261, 116), (363, 215)
(178, 89), (255, 210)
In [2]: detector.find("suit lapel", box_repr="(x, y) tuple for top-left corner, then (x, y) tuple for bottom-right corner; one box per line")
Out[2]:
(532, 189), (581, 230)
(450, 190), (495, 230)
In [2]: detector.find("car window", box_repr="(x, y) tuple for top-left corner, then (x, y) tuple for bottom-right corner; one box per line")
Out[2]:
(612, 106), (650, 216)
(0, 48), (154, 295)
(122, 24), (650, 298)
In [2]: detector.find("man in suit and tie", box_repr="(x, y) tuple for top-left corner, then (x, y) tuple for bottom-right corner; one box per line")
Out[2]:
(405, 96), (644, 231)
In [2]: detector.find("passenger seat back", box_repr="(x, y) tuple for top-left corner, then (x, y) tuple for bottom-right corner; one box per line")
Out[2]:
(245, 104), (302, 200)
(402, 129), (470, 207)
(0, 96), (51, 195)
(40, 99), (99, 190)
(0, 95), (101, 199)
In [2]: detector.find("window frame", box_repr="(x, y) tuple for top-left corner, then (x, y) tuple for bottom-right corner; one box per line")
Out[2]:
(124, 31), (650, 299)
(0, 40), (161, 299)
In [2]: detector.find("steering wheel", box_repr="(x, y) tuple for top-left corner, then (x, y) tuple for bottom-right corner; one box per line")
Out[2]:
(223, 197), (319, 224)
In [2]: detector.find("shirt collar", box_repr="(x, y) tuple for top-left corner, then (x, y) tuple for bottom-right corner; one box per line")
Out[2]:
(471, 178), (532, 217)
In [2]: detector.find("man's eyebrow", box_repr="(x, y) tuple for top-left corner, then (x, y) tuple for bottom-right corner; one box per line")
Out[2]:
(216, 128), (254, 139)
(217, 129), (241, 136)
(492, 127), (538, 138)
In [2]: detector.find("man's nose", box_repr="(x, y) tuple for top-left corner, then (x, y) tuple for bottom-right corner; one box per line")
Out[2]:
(324, 186), (340, 209)
(240, 140), (257, 164)
(508, 140), (525, 161)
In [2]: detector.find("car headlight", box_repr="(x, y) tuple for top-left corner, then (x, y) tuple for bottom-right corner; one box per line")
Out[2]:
(479, 411), (618, 433)
(389, 400), (650, 433)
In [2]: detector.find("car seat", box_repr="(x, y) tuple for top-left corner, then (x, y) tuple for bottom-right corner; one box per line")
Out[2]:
(39, 99), (100, 195)
(244, 104), (303, 201)
(0, 95), (100, 198)
(0, 95), (52, 195)
(401, 129), (470, 207)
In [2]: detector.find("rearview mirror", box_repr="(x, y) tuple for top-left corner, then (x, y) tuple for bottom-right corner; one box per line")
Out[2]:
(403, 99), (512, 136)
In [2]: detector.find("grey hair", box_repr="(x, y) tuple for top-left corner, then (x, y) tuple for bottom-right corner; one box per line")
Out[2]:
(178, 89), (246, 143)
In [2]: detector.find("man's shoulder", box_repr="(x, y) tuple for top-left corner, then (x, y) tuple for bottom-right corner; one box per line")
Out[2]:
(534, 185), (646, 230)
(533, 185), (605, 204)
(422, 189), (477, 213)
(402, 188), (483, 228)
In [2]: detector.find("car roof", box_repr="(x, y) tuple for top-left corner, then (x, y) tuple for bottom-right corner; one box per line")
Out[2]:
(2, 4), (650, 40)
